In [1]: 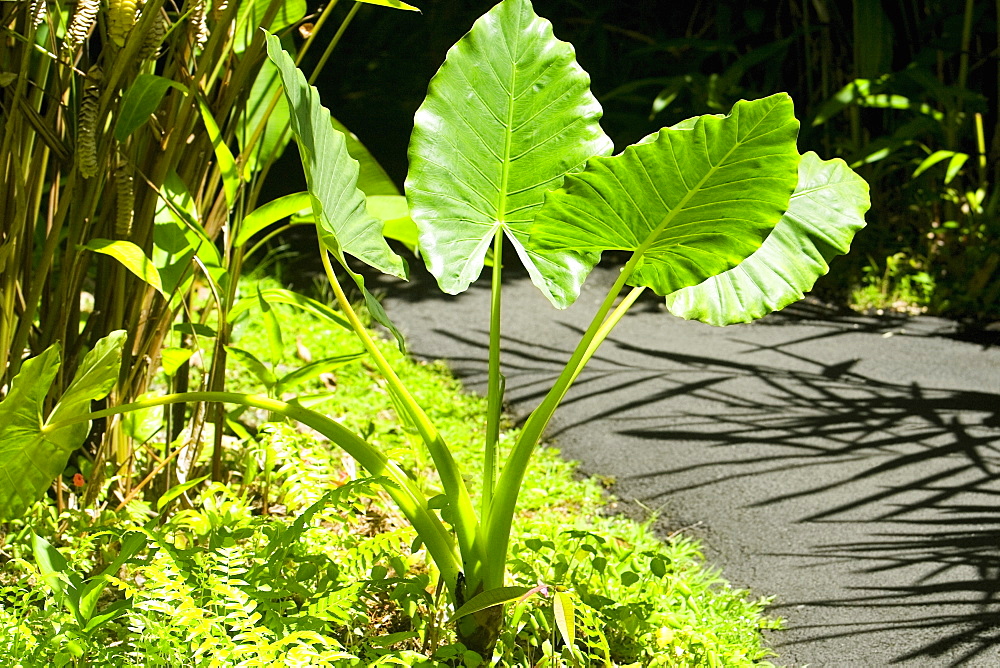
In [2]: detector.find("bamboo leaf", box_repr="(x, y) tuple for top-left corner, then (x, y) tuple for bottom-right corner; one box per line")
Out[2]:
(527, 94), (801, 307)
(225, 345), (277, 388)
(228, 288), (351, 331)
(331, 118), (400, 197)
(237, 57), (292, 176)
(664, 152), (869, 325)
(116, 74), (187, 142)
(355, 0), (421, 12)
(406, 0), (612, 297)
(156, 476), (210, 512)
(234, 0), (307, 53)
(257, 287), (284, 369)
(276, 352), (366, 394)
(197, 100), (240, 208)
(81, 240), (164, 296)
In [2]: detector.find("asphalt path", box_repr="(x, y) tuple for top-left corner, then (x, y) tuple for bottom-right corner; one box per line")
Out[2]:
(370, 261), (1000, 667)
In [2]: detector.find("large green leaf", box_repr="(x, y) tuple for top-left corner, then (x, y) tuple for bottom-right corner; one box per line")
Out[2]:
(115, 75), (187, 142)
(405, 0), (612, 296)
(526, 94), (801, 307)
(331, 117), (400, 197)
(0, 332), (126, 520)
(265, 32), (406, 279)
(664, 152), (870, 325)
(0, 347), (61, 520)
(47, 330), (128, 451)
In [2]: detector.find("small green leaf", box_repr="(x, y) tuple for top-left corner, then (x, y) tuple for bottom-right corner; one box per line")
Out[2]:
(355, 0), (421, 12)
(553, 590), (575, 648)
(276, 352), (365, 393)
(449, 586), (531, 622)
(227, 288), (350, 331)
(226, 345), (277, 388)
(171, 323), (217, 338)
(157, 475), (210, 512)
(32, 533), (74, 605)
(257, 287), (284, 369)
(81, 240), (164, 296)
(650, 556), (667, 578)
(116, 74), (187, 142)
(159, 347), (194, 377)
(620, 571), (640, 587)
(236, 192), (311, 247)
(122, 391), (161, 444)
(197, 99), (240, 208)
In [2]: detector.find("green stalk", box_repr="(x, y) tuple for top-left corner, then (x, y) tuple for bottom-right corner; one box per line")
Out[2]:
(318, 250), (485, 578)
(42, 391), (461, 585)
(308, 2), (361, 86)
(482, 262), (637, 589)
(482, 230), (504, 518)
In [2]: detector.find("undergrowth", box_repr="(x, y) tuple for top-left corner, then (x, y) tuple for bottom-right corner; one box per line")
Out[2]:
(0, 278), (781, 667)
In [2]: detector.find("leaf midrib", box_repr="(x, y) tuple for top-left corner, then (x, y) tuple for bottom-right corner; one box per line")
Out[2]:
(495, 15), (521, 232)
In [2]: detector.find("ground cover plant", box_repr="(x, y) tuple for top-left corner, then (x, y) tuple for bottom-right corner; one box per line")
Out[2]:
(1, 0), (869, 660)
(0, 289), (780, 666)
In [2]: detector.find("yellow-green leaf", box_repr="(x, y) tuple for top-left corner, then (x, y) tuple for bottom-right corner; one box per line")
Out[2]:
(81, 239), (164, 296)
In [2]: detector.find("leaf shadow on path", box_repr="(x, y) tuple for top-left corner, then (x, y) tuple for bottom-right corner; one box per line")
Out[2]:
(420, 308), (1000, 666)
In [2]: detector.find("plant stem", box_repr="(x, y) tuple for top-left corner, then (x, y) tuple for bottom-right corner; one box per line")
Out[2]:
(318, 249), (486, 579)
(43, 390), (462, 586)
(483, 230), (503, 518)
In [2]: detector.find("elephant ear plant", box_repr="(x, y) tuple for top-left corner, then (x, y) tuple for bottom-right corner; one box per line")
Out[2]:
(3, 0), (869, 657)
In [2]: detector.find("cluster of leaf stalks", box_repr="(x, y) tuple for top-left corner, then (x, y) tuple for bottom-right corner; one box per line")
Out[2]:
(0, 0), (417, 507)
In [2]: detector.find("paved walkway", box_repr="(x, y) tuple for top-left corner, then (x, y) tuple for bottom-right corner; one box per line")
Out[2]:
(373, 263), (1000, 667)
